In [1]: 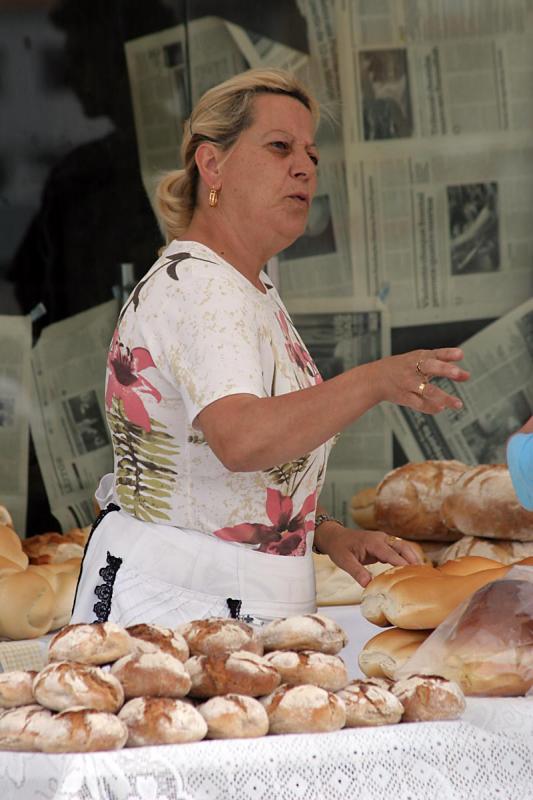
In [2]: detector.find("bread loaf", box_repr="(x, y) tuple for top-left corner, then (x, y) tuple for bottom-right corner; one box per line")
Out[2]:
(337, 681), (403, 727)
(0, 570), (55, 639)
(0, 671), (37, 708)
(0, 505), (14, 528)
(358, 628), (431, 679)
(48, 622), (133, 665)
(436, 577), (533, 696)
(261, 613), (348, 654)
(263, 650), (348, 691)
(441, 464), (533, 541)
(177, 618), (263, 657)
(111, 652), (191, 699)
(375, 460), (468, 541)
(197, 694), (269, 739)
(126, 623), (189, 662)
(27, 560), (81, 631)
(371, 565), (511, 629)
(350, 487), (378, 529)
(0, 525), (28, 570)
(0, 704), (53, 751)
(436, 536), (533, 565)
(261, 684), (346, 734)
(185, 650), (280, 699)
(118, 697), (207, 746)
(22, 532), (84, 564)
(391, 675), (466, 721)
(33, 661), (124, 712)
(38, 708), (128, 753)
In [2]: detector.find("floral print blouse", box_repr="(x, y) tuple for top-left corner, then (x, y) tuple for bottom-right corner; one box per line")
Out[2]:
(104, 240), (334, 556)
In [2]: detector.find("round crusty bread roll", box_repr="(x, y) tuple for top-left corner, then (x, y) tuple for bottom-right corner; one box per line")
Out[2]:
(197, 694), (269, 739)
(33, 661), (124, 713)
(261, 613), (348, 655)
(27, 560), (81, 632)
(440, 464), (533, 542)
(177, 618), (263, 657)
(0, 569), (55, 639)
(118, 697), (207, 747)
(0, 671), (37, 708)
(38, 708), (128, 753)
(0, 704), (54, 751)
(111, 651), (191, 699)
(375, 460), (468, 542)
(126, 623), (189, 662)
(261, 684), (346, 734)
(185, 650), (280, 699)
(337, 681), (404, 727)
(22, 532), (85, 564)
(0, 525), (28, 570)
(263, 650), (348, 692)
(391, 675), (466, 721)
(48, 621), (133, 665)
(358, 628), (431, 679)
(350, 486), (379, 529)
(436, 536), (533, 566)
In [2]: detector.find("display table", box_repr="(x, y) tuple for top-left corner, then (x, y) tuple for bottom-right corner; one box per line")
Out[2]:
(1, 607), (532, 799)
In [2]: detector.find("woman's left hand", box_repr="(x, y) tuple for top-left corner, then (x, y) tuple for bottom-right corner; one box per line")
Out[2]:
(315, 526), (423, 588)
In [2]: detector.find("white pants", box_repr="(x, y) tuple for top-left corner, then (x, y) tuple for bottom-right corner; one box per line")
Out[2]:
(71, 503), (317, 629)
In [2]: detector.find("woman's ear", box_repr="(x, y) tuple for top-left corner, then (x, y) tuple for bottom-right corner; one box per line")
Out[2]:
(195, 142), (222, 191)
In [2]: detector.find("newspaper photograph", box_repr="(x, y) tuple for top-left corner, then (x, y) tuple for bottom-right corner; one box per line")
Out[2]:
(125, 17), (248, 215)
(384, 296), (533, 465)
(337, 0), (533, 144)
(30, 301), (118, 531)
(290, 299), (393, 524)
(0, 315), (32, 535)
(344, 134), (533, 325)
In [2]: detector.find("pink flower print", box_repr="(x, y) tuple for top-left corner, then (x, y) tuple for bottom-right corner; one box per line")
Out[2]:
(213, 488), (317, 556)
(276, 310), (322, 384)
(105, 330), (161, 432)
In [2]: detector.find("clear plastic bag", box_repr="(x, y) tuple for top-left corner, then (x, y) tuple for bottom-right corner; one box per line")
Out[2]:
(395, 565), (533, 696)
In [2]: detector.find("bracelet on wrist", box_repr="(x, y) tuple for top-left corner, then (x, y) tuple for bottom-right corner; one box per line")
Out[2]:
(312, 513), (343, 554)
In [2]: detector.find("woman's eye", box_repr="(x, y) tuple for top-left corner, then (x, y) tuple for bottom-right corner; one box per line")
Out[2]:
(271, 141), (290, 152)
(309, 154), (319, 165)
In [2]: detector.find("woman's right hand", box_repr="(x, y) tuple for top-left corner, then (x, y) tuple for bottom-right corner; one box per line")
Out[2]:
(372, 347), (470, 414)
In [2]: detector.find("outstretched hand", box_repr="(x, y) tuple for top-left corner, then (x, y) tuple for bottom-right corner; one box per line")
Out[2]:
(315, 526), (423, 588)
(375, 347), (470, 414)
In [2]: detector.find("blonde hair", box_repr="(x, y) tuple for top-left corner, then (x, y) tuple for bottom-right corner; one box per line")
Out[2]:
(155, 68), (320, 243)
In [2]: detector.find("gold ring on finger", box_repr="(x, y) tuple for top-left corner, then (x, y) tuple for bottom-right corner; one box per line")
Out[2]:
(418, 381), (427, 396)
(386, 535), (402, 545)
(416, 360), (426, 377)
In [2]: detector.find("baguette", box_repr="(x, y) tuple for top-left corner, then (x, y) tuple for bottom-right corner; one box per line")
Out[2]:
(358, 628), (432, 679)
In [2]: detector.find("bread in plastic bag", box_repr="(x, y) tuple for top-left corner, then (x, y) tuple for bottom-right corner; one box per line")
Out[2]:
(395, 565), (533, 696)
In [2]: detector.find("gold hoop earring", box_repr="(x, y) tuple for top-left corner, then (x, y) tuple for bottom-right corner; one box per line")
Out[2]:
(208, 187), (219, 207)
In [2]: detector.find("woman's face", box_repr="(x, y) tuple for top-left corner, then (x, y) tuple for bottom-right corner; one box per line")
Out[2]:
(218, 93), (319, 251)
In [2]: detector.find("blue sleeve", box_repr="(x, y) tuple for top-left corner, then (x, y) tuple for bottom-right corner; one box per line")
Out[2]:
(506, 433), (533, 510)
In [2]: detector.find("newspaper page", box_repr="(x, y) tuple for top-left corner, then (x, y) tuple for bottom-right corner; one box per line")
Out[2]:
(337, 0), (533, 144)
(384, 296), (533, 465)
(290, 298), (392, 525)
(0, 315), (32, 535)
(345, 134), (533, 325)
(30, 301), (118, 531)
(125, 17), (248, 213)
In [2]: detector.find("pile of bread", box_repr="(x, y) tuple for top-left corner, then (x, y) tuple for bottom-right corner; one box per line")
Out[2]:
(0, 614), (466, 752)
(358, 554), (533, 696)
(350, 460), (533, 564)
(0, 504), (89, 640)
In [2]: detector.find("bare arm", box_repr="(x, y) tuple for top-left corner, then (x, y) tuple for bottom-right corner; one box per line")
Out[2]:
(197, 347), (469, 472)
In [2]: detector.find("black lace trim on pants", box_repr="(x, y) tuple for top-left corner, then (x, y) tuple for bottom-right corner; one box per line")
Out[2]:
(70, 502), (120, 619)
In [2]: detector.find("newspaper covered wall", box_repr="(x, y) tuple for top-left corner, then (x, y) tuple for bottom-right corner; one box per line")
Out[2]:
(384, 296), (533, 464)
(30, 301), (118, 531)
(290, 298), (392, 525)
(0, 315), (32, 535)
(337, 0), (533, 324)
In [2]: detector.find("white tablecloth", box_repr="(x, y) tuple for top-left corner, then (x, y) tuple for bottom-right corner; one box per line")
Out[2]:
(1, 607), (532, 800)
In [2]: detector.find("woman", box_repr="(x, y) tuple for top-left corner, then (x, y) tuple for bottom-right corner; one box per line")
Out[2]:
(71, 69), (469, 628)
